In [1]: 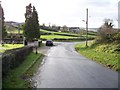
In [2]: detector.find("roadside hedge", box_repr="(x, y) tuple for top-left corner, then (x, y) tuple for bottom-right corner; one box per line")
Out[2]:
(3, 38), (23, 44)
(53, 33), (79, 37)
(40, 37), (95, 41)
(53, 37), (95, 41)
(2, 46), (33, 78)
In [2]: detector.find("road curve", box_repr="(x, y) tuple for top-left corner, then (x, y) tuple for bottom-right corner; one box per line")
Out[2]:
(33, 42), (118, 88)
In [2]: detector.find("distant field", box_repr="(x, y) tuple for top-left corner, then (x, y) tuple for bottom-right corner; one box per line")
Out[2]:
(40, 29), (96, 40)
(0, 44), (24, 53)
(41, 29), (96, 35)
(7, 30), (23, 34)
(40, 29), (79, 36)
(6, 29), (96, 41)
(40, 35), (78, 40)
(82, 34), (96, 38)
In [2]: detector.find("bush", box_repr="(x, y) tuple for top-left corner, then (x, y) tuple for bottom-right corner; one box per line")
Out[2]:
(3, 38), (23, 44)
(95, 31), (120, 44)
(97, 19), (118, 42)
(113, 32), (120, 41)
(2, 46), (33, 78)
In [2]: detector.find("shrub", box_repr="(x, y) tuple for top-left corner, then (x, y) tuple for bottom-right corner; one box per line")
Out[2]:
(3, 38), (23, 44)
(97, 19), (118, 42)
(113, 32), (120, 41)
(2, 46), (33, 78)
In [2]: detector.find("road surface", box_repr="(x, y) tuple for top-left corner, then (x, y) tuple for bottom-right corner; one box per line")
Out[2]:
(33, 42), (118, 88)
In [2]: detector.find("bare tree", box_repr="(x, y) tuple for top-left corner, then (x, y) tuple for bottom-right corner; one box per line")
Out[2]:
(98, 18), (117, 40)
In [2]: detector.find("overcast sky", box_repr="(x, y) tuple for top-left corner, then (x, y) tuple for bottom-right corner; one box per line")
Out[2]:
(0, 0), (119, 28)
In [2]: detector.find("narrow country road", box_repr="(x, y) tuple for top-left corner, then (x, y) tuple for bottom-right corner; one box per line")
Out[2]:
(33, 42), (118, 88)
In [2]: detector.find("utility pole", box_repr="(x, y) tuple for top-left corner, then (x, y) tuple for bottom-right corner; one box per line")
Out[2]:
(86, 8), (88, 47)
(118, 1), (120, 32)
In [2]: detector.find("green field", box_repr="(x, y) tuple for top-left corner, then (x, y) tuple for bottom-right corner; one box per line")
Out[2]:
(5, 29), (96, 41)
(40, 29), (96, 40)
(40, 29), (79, 36)
(41, 35), (78, 40)
(75, 41), (119, 71)
(7, 30), (23, 34)
(0, 44), (24, 53)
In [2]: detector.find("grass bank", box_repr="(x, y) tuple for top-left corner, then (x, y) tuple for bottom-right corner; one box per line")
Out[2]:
(3, 52), (44, 88)
(75, 41), (119, 71)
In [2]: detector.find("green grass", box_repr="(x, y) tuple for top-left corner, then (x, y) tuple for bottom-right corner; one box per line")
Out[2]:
(75, 41), (119, 71)
(41, 29), (97, 37)
(3, 52), (44, 88)
(0, 44), (24, 53)
(40, 29), (96, 41)
(7, 29), (23, 34)
(40, 29), (78, 36)
(41, 35), (78, 40)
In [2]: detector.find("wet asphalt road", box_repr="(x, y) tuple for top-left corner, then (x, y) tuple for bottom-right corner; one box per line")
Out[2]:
(33, 42), (118, 88)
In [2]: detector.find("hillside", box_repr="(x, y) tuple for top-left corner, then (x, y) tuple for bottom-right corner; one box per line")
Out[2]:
(75, 41), (119, 71)
(5, 21), (23, 34)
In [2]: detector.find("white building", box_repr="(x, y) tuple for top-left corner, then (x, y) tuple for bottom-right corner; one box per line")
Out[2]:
(69, 27), (80, 34)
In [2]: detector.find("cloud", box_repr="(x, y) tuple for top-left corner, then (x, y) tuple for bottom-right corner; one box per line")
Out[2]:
(86, 0), (111, 7)
(1, 0), (119, 28)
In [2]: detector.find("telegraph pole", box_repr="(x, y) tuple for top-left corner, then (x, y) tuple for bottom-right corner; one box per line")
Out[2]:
(86, 8), (88, 47)
(118, 1), (120, 32)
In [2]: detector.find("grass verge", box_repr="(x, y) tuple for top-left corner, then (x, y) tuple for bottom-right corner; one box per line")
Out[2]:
(75, 41), (119, 71)
(3, 52), (44, 88)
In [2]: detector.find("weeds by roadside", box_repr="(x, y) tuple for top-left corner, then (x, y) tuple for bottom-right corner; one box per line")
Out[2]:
(3, 52), (44, 88)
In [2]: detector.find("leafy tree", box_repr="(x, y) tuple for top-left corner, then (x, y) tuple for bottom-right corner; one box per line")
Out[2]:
(51, 24), (57, 31)
(79, 28), (85, 37)
(23, 3), (40, 41)
(61, 25), (69, 32)
(32, 6), (40, 38)
(23, 3), (32, 40)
